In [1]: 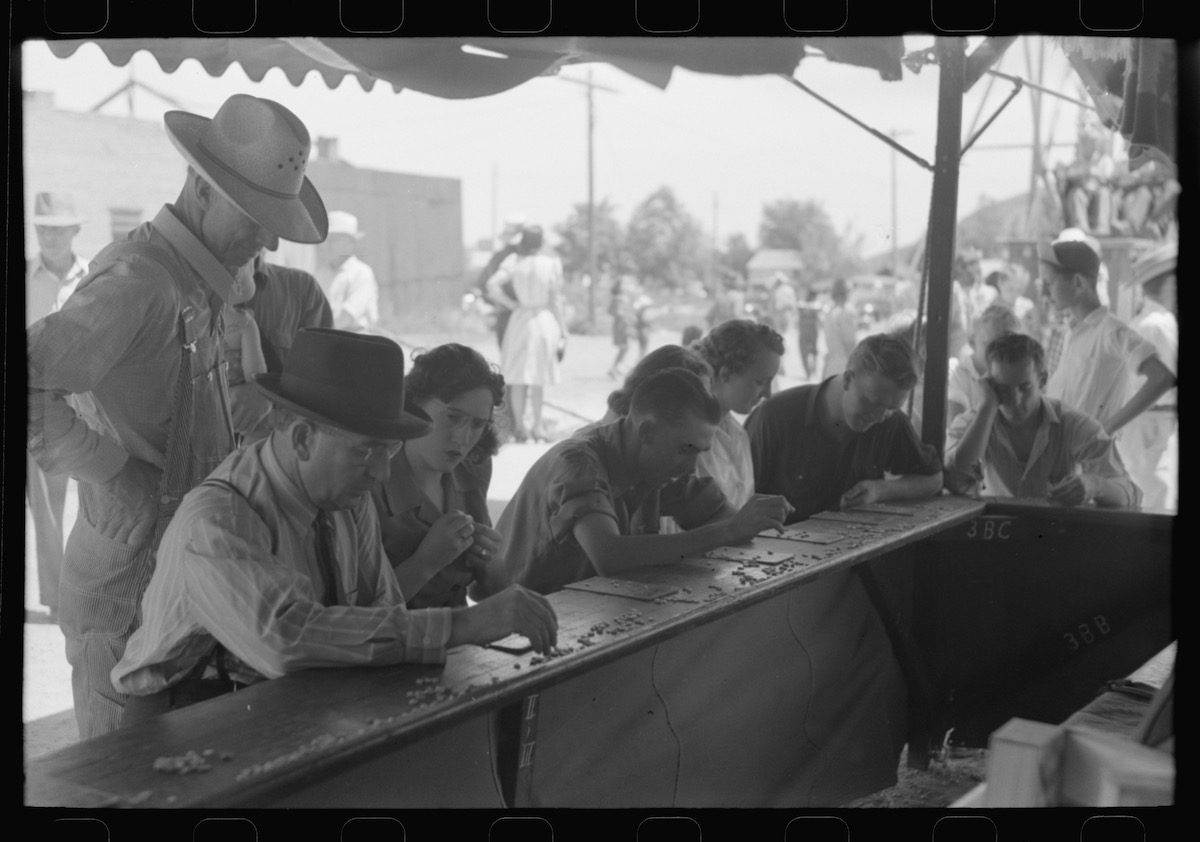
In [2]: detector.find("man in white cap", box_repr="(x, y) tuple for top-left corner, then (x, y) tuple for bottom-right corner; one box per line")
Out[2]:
(321, 210), (379, 332)
(115, 329), (557, 723)
(1116, 242), (1178, 510)
(27, 93), (329, 739)
(26, 191), (91, 622)
(1038, 230), (1176, 442)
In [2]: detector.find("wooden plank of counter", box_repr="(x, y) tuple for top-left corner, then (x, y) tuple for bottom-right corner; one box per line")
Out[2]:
(26, 495), (984, 808)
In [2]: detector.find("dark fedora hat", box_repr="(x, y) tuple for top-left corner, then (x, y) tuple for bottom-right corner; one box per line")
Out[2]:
(254, 328), (432, 440)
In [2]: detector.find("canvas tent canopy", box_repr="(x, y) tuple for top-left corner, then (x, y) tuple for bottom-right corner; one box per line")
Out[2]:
(38, 34), (1179, 453)
(45, 36), (906, 98)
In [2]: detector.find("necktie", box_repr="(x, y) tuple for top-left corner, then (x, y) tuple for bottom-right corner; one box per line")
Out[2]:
(313, 512), (340, 606)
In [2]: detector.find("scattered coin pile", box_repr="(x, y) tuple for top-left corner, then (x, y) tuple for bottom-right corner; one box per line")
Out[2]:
(235, 733), (344, 782)
(152, 748), (232, 775)
(405, 678), (459, 709)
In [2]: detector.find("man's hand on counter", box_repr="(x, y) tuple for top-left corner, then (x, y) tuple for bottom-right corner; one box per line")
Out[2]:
(450, 585), (559, 654)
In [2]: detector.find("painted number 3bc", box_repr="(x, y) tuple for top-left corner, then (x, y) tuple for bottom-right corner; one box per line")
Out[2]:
(1064, 615), (1110, 652)
(964, 518), (1011, 540)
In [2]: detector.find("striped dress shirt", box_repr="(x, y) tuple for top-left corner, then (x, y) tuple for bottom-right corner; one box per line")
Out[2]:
(112, 437), (452, 696)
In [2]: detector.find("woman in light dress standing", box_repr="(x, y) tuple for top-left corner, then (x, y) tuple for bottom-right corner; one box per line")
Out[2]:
(821, 277), (858, 379)
(486, 225), (568, 442)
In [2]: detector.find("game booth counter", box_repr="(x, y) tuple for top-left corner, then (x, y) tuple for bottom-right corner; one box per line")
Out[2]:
(19, 26), (1178, 818)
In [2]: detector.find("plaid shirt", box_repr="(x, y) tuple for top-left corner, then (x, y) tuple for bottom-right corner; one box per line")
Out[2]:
(114, 438), (453, 696)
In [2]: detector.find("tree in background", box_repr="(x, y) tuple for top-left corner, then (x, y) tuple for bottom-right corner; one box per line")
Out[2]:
(719, 232), (754, 281)
(553, 198), (628, 280)
(758, 198), (864, 285)
(625, 186), (707, 290)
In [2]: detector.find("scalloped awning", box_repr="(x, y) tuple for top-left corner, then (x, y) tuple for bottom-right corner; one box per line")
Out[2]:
(44, 36), (906, 99)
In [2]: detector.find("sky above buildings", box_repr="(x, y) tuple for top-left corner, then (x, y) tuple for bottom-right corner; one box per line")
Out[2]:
(20, 36), (1097, 261)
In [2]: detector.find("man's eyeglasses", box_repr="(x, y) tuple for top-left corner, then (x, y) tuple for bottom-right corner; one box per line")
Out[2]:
(317, 425), (404, 461)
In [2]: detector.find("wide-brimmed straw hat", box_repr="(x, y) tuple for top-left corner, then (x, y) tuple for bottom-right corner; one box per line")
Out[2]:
(164, 94), (328, 244)
(255, 328), (432, 440)
(31, 192), (84, 227)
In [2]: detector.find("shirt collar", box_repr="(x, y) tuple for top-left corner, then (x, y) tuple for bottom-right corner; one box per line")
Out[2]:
(380, 449), (444, 525)
(150, 205), (240, 304)
(802, 377), (838, 430)
(259, 435), (320, 531)
(1072, 304), (1108, 334)
(591, 419), (638, 497)
(1039, 396), (1063, 426)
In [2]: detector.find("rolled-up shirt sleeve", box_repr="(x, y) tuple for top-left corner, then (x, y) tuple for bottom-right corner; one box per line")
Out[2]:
(546, 451), (619, 543)
(179, 493), (451, 679)
(1066, 413), (1142, 507)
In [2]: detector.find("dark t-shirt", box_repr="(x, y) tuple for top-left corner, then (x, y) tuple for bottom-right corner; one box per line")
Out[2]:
(746, 377), (940, 523)
(248, 262), (334, 373)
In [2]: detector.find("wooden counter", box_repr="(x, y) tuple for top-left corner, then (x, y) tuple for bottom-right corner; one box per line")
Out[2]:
(25, 496), (984, 809)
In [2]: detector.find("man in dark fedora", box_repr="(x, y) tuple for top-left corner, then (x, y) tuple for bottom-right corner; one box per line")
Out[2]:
(28, 93), (330, 739)
(115, 329), (558, 723)
(26, 191), (91, 623)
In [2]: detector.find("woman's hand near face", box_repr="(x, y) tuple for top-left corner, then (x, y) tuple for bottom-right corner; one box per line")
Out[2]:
(464, 523), (502, 576)
(417, 510), (477, 572)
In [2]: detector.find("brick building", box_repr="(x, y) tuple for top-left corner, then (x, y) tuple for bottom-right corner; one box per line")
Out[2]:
(21, 91), (464, 329)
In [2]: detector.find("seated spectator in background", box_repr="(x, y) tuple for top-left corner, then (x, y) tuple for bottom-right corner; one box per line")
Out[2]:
(945, 333), (1139, 508)
(115, 330), (558, 725)
(691, 320), (783, 509)
(947, 304), (1021, 427)
(1040, 233), (1175, 436)
(373, 344), (506, 608)
(747, 333), (943, 522)
(473, 368), (793, 597)
(588, 344), (713, 429)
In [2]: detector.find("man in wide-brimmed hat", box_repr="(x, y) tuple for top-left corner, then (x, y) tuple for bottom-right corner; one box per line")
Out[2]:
(28, 93), (331, 739)
(115, 329), (558, 723)
(1039, 229), (1175, 443)
(26, 191), (91, 624)
(320, 210), (379, 333)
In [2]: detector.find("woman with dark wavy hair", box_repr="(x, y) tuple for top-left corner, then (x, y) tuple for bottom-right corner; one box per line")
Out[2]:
(372, 343), (507, 608)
